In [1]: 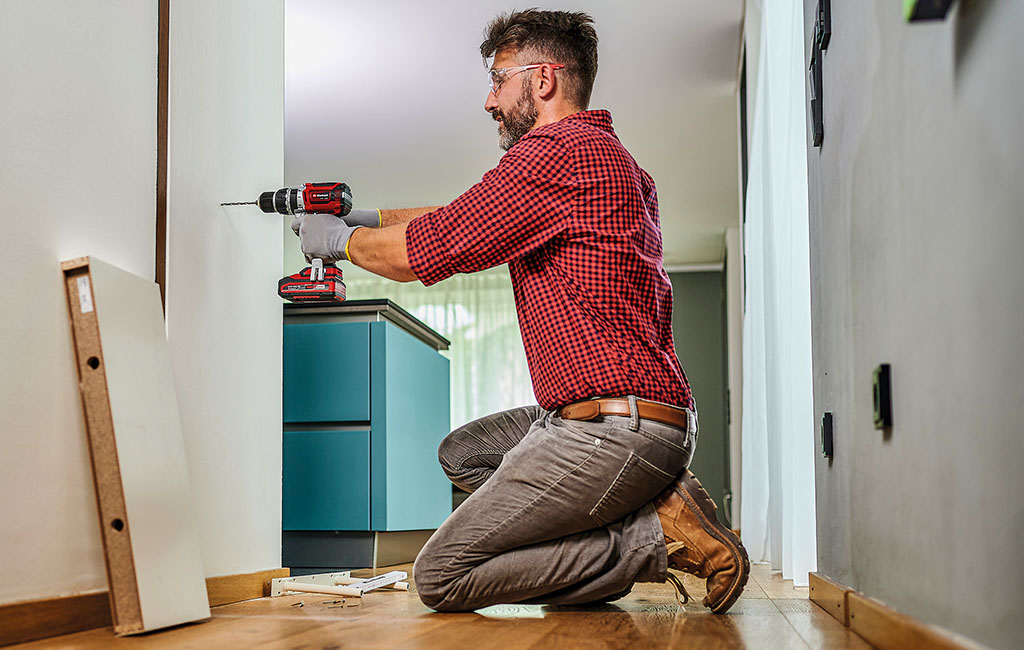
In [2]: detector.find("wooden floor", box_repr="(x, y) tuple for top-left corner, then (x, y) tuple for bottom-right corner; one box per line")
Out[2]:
(14, 564), (871, 649)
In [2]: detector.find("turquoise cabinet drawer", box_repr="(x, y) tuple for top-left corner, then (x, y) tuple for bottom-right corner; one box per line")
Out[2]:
(283, 429), (370, 531)
(284, 322), (370, 423)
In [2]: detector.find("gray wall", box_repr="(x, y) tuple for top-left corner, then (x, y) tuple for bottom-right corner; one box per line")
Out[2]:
(803, 2), (1024, 648)
(670, 271), (730, 522)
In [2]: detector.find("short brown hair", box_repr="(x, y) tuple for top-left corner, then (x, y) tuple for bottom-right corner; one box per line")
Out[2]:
(480, 8), (599, 110)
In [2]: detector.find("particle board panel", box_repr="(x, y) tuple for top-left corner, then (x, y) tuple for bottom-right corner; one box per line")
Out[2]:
(61, 257), (209, 634)
(808, 571), (851, 626)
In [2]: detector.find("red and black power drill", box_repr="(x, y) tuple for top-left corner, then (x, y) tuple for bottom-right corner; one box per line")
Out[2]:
(223, 182), (353, 303)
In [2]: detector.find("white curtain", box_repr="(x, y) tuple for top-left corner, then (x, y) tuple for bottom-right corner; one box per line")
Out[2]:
(740, 0), (817, 586)
(344, 267), (535, 429)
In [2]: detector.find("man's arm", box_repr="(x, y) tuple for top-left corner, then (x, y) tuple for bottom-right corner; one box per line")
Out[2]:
(379, 206), (443, 227)
(348, 206), (445, 281)
(347, 223), (418, 282)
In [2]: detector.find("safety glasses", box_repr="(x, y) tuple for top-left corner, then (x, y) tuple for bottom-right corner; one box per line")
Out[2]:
(487, 63), (565, 95)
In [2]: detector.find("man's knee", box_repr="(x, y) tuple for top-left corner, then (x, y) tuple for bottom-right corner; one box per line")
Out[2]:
(413, 551), (457, 611)
(436, 430), (461, 478)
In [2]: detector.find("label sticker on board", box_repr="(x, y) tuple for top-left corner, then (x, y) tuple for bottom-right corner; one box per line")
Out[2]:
(77, 276), (94, 313)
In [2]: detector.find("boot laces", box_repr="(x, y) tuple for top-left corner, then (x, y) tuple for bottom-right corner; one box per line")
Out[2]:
(665, 570), (691, 606)
(665, 540), (695, 606)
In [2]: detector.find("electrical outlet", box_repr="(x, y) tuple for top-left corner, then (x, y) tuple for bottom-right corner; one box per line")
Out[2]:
(821, 411), (834, 458)
(904, 0), (955, 22)
(872, 364), (892, 429)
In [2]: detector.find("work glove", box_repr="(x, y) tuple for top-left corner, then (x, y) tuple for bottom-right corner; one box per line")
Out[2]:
(290, 214), (362, 263)
(342, 208), (382, 228)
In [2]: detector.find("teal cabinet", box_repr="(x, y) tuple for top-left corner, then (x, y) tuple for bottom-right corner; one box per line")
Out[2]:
(281, 301), (451, 570)
(283, 322), (370, 423)
(283, 429), (370, 530)
(370, 322), (452, 531)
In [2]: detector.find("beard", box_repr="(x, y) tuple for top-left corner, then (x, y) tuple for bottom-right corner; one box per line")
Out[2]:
(494, 77), (539, 151)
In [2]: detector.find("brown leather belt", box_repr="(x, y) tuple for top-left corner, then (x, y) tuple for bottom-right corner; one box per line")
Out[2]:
(559, 397), (692, 431)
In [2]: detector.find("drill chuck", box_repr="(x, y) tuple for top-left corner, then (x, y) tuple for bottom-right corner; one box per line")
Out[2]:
(258, 188), (301, 215)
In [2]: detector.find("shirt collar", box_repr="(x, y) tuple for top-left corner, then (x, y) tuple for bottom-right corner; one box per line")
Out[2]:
(563, 109), (613, 131)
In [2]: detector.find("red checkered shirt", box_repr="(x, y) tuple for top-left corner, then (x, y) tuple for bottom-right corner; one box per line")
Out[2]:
(406, 109), (692, 411)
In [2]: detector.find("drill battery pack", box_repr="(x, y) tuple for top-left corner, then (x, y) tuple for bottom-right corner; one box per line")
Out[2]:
(278, 261), (347, 303)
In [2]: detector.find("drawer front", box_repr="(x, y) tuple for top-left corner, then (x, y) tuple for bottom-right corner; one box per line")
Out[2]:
(283, 429), (370, 531)
(284, 322), (370, 423)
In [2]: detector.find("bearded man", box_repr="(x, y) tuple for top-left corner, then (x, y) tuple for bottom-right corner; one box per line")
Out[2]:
(290, 8), (749, 613)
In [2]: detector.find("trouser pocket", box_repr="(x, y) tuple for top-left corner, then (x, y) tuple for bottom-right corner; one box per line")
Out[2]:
(588, 451), (676, 526)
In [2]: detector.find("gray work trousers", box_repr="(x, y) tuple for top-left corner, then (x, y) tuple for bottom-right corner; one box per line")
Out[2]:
(413, 401), (697, 612)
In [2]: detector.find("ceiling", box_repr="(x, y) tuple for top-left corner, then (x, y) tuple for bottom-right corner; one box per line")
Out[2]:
(285, 0), (743, 268)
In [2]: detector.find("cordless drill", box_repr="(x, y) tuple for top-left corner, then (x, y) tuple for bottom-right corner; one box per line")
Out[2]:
(222, 182), (353, 303)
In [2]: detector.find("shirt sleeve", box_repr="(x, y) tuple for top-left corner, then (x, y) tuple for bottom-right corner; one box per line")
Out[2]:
(405, 132), (577, 286)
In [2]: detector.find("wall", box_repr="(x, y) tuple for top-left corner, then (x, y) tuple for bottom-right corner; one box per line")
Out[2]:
(0, 0), (285, 606)
(0, 1), (158, 604)
(670, 271), (730, 520)
(804, 2), (1024, 648)
(725, 228), (743, 527)
(165, 0), (285, 578)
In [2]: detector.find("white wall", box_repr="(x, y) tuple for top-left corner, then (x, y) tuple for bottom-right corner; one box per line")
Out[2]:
(0, 1), (158, 603)
(0, 0), (285, 605)
(165, 0), (284, 578)
(804, 2), (1024, 648)
(725, 226), (743, 526)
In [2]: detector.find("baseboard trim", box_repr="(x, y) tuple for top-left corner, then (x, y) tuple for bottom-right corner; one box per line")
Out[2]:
(808, 571), (851, 626)
(0, 591), (111, 648)
(847, 592), (983, 650)
(205, 568), (291, 607)
(0, 567), (290, 647)
(809, 572), (981, 650)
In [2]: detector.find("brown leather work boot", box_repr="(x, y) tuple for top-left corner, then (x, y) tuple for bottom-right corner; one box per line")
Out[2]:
(654, 469), (750, 613)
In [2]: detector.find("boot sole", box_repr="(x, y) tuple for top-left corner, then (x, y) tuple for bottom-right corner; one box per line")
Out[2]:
(675, 471), (750, 614)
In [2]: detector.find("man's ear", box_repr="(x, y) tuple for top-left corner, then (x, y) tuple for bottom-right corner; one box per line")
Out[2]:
(535, 63), (559, 101)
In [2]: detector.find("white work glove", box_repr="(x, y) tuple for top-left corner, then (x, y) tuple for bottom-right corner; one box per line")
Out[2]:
(342, 208), (382, 228)
(290, 214), (362, 263)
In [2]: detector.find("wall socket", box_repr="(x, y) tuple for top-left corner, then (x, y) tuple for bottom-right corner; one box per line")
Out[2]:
(872, 364), (893, 429)
(821, 411), (834, 458)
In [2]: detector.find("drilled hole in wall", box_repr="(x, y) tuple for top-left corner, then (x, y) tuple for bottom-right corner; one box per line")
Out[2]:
(111, 518), (124, 531)
(87, 357), (100, 370)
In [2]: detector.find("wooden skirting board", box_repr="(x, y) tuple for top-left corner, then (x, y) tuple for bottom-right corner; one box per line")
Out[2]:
(206, 568), (291, 608)
(808, 571), (851, 626)
(0, 568), (290, 647)
(809, 572), (984, 650)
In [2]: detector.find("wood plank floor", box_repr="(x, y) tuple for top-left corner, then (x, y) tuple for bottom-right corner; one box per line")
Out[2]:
(13, 564), (871, 649)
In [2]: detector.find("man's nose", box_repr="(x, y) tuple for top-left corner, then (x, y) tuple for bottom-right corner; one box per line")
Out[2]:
(484, 90), (498, 114)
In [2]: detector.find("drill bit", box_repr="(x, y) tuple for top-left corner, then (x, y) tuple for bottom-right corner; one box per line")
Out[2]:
(220, 201), (256, 206)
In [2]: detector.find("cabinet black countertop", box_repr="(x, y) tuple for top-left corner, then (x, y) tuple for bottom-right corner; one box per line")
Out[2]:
(283, 299), (450, 351)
